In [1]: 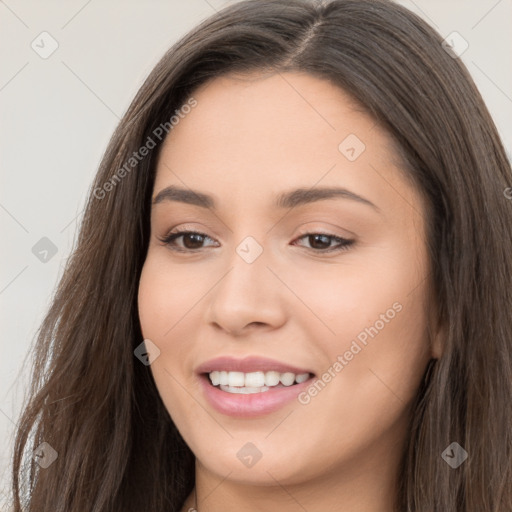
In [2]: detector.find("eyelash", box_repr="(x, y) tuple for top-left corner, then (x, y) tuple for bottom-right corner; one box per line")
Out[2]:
(158, 229), (355, 254)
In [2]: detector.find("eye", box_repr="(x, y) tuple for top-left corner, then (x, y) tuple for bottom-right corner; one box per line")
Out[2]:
(292, 232), (354, 253)
(158, 229), (218, 252)
(158, 229), (354, 254)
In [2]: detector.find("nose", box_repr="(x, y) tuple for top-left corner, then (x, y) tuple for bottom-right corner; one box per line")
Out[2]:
(205, 248), (287, 337)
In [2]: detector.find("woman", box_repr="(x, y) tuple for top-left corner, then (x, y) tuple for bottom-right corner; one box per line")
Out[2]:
(11, 0), (512, 510)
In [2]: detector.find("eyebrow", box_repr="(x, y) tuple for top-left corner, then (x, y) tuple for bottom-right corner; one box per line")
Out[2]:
(152, 185), (379, 211)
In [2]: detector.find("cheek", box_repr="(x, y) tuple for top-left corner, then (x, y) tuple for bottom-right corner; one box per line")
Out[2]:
(137, 260), (192, 393)
(282, 236), (429, 351)
(137, 260), (201, 433)
(290, 238), (431, 420)
(137, 254), (202, 339)
(282, 286), (430, 477)
(137, 254), (207, 384)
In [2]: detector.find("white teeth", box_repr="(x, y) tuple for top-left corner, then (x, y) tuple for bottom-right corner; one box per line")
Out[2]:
(245, 371), (265, 388)
(228, 371), (245, 387)
(280, 372), (295, 386)
(208, 370), (311, 388)
(265, 371), (280, 386)
(210, 371), (220, 386)
(219, 385), (270, 394)
(295, 373), (309, 383)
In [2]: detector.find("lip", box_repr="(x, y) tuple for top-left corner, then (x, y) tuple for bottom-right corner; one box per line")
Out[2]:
(196, 355), (313, 375)
(199, 374), (314, 417)
(196, 356), (315, 418)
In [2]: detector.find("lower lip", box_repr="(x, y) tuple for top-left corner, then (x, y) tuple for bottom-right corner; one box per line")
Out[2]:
(199, 374), (314, 418)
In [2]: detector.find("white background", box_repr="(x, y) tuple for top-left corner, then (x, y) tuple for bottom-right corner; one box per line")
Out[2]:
(1, 0), (511, 505)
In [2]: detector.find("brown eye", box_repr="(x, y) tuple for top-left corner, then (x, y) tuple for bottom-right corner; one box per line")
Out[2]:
(159, 230), (217, 251)
(180, 233), (207, 249)
(293, 233), (354, 253)
(307, 234), (332, 250)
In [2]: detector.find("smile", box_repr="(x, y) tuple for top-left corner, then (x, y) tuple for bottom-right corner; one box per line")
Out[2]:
(196, 356), (316, 417)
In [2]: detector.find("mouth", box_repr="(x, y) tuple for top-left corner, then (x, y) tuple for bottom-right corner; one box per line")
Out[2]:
(196, 356), (316, 417)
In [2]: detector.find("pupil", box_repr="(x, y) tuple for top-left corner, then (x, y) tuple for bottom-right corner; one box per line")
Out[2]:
(310, 234), (330, 249)
(184, 233), (204, 249)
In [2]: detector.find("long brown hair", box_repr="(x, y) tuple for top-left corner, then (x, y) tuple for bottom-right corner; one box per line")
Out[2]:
(10, 0), (512, 510)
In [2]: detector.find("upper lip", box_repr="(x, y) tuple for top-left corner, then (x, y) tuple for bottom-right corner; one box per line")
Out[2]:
(196, 356), (314, 375)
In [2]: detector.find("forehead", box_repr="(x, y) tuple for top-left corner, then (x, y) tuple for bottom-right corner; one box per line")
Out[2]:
(153, 71), (423, 220)
(161, 71), (377, 157)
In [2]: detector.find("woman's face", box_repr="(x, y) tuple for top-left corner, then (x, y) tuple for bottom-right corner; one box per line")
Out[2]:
(138, 72), (441, 488)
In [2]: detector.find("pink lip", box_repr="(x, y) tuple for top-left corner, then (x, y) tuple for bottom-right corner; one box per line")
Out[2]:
(196, 356), (315, 418)
(195, 355), (313, 375)
(199, 374), (314, 417)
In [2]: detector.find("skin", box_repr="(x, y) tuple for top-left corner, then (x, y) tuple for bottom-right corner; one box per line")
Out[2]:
(137, 71), (443, 512)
